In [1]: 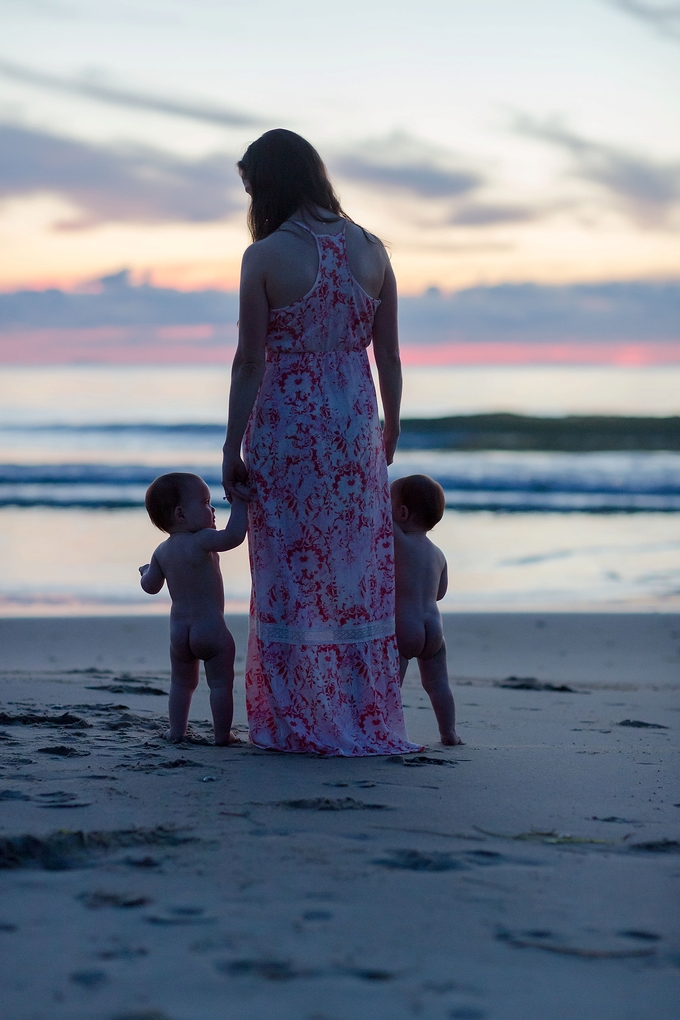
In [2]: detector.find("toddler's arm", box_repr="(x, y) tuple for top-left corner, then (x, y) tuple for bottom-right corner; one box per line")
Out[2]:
(139, 552), (165, 594)
(197, 496), (248, 553)
(436, 561), (448, 601)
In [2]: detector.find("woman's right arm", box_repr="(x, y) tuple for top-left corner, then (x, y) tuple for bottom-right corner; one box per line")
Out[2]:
(222, 244), (269, 500)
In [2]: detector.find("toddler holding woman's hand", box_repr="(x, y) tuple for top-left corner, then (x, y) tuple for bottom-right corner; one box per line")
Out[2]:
(139, 472), (248, 745)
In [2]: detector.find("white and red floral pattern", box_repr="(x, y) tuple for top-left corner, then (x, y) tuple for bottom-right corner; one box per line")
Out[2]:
(243, 224), (422, 756)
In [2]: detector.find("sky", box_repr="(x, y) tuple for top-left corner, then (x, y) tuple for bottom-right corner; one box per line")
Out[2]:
(0, 0), (679, 294)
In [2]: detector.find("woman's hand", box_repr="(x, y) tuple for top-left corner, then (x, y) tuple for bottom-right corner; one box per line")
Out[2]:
(222, 448), (250, 502)
(382, 424), (400, 466)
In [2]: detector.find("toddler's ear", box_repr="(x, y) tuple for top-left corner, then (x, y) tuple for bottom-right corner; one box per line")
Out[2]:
(396, 504), (409, 523)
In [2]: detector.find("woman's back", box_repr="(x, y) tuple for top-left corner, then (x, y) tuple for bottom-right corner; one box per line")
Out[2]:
(252, 214), (388, 310)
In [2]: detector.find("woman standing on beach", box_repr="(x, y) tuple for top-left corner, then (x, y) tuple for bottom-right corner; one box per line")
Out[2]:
(222, 129), (421, 756)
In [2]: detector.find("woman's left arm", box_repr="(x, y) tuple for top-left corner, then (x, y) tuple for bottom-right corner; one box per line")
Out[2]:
(372, 259), (402, 465)
(222, 244), (269, 500)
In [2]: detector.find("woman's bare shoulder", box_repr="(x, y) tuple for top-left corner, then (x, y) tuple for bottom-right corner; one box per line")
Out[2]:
(239, 238), (280, 281)
(242, 233), (281, 259)
(345, 222), (390, 296)
(346, 221), (388, 255)
(243, 228), (308, 265)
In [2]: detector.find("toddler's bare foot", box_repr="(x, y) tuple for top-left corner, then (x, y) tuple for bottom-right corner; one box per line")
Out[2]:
(164, 727), (185, 744)
(214, 730), (241, 747)
(441, 731), (463, 746)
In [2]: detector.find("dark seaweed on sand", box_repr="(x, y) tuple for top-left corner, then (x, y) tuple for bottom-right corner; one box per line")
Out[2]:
(37, 745), (90, 757)
(498, 677), (578, 692)
(617, 719), (668, 729)
(0, 826), (195, 870)
(387, 755), (461, 767)
(271, 797), (388, 811)
(374, 850), (467, 872)
(86, 683), (166, 695)
(77, 891), (152, 909)
(628, 840), (680, 854)
(120, 757), (202, 771)
(495, 927), (656, 959)
(0, 711), (91, 728)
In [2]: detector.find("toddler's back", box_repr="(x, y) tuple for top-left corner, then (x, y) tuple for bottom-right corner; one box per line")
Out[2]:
(393, 528), (446, 617)
(155, 532), (225, 615)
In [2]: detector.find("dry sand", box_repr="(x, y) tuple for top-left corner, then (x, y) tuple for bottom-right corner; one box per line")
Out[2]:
(0, 613), (678, 1020)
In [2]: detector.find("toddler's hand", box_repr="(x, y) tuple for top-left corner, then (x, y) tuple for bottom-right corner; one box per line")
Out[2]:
(223, 483), (252, 503)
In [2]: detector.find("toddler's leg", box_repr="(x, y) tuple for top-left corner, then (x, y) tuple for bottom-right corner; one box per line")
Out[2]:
(399, 653), (409, 685)
(168, 649), (199, 742)
(418, 642), (462, 745)
(204, 630), (236, 746)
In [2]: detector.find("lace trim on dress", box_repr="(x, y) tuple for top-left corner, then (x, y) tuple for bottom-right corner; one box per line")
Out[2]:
(254, 616), (395, 646)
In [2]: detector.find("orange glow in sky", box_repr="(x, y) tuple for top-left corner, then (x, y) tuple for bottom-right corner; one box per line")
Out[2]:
(0, 0), (678, 296)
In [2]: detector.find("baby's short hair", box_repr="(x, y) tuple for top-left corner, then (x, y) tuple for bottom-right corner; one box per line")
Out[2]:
(392, 474), (446, 531)
(145, 472), (202, 533)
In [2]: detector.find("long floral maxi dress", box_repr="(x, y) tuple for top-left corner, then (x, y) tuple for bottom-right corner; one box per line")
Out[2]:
(243, 222), (422, 756)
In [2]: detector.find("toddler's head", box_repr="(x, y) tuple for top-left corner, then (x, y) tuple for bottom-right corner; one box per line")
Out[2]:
(145, 473), (214, 534)
(390, 475), (445, 532)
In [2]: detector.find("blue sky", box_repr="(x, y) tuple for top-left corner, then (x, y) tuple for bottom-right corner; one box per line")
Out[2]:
(1, 0), (679, 292)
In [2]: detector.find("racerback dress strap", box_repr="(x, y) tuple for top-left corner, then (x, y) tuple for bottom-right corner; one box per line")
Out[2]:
(290, 219), (346, 237)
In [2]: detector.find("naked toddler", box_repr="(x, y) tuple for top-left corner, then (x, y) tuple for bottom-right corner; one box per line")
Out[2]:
(391, 474), (461, 745)
(139, 472), (248, 745)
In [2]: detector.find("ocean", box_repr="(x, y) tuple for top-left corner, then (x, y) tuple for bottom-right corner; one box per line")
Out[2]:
(1, 364), (679, 615)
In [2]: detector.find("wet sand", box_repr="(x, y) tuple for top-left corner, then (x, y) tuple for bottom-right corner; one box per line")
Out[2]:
(0, 613), (678, 1020)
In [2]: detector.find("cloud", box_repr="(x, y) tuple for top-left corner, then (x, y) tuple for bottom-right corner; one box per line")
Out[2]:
(332, 133), (482, 199)
(1, 276), (678, 345)
(397, 280), (680, 343)
(448, 203), (539, 226)
(333, 133), (551, 229)
(335, 154), (480, 198)
(0, 124), (242, 227)
(0, 58), (264, 128)
(605, 1), (680, 40)
(516, 116), (680, 227)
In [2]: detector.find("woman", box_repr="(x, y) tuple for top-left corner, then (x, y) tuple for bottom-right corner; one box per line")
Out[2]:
(222, 129), (422, 756)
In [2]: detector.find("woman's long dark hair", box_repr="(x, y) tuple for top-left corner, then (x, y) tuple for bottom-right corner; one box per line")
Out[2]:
(238, 129), (349, 242)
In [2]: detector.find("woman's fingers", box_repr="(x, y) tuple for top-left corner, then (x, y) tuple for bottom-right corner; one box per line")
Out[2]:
(222, 451), (253, 500)
(224, 486), (253, 502)
(382, 423), (400, 466)
(222, 453), (249, 498)
(383, 434), (398, 465)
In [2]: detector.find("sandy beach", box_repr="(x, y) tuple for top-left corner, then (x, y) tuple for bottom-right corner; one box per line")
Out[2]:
(0, 612), (678, 1020)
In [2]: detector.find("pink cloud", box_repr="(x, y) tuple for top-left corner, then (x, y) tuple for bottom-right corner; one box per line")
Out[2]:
(1, 327), (679, 366)
(398, 341), (680, 367)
